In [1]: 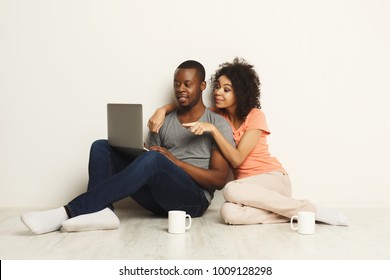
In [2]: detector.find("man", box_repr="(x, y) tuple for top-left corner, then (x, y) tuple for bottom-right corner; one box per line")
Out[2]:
(21, 60), (235, 234)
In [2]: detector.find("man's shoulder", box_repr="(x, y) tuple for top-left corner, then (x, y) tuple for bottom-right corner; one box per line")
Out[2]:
(204, 107), (228, 124)
(165, 110), (178, 122)
(166, 109), (178, 117)
(204, 108), (234, 144)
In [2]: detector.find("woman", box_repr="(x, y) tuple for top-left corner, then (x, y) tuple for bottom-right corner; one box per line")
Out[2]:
(148, 58), (348, 226)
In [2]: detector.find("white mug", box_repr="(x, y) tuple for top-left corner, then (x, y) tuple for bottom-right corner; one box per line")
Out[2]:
(290, 211), (315, 235)
(168, 210), (192, 234)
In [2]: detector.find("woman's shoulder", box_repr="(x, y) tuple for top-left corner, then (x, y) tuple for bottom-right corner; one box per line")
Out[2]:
(244, 108), (269, 132)
(246, 108), (266, 121)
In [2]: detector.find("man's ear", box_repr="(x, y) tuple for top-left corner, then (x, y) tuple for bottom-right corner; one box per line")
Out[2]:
(200, 81), (207, 91)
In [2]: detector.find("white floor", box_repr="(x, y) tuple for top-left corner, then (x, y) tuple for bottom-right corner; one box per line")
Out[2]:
(1, 193), (390, 260)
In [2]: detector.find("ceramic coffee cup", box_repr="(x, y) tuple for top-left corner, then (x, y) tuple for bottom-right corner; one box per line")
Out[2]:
(168, 210), (192, 234)
(290, 211), (315, 235)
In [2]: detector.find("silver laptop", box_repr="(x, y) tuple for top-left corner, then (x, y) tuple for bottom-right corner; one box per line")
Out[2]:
(107, 103), (148, 157)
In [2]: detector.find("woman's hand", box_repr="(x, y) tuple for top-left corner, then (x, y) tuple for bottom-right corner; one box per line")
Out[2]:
(147, 108), (166, 133)
(182, 122), (216, 135)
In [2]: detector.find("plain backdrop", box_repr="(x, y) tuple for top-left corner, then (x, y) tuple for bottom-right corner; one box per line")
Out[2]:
(1, 0), (389, 209)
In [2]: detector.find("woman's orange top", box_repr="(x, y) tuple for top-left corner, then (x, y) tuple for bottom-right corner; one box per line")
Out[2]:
(221, 108), (286, 179)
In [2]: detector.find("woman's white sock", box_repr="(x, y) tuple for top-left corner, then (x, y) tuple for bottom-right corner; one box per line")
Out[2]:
(21, 207), (68, 234)
(315, 205), (349, 226)
(61, 208), (120, 232)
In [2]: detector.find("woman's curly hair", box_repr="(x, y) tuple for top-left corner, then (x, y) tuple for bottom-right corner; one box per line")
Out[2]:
(211, 57), (261, 121)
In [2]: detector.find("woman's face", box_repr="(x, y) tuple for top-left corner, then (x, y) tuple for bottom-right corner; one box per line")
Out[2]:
(213, 75), (236, 109)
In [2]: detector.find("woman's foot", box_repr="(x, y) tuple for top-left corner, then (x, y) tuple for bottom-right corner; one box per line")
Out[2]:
(315, 205), (349, 226)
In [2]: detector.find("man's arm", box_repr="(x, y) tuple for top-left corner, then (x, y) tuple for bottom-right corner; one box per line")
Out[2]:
(177, 149), (230, 191)
(153, 146), (230, 191)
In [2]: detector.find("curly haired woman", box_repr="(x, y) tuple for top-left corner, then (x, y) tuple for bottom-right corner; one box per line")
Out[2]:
(149, 58), (348, 226)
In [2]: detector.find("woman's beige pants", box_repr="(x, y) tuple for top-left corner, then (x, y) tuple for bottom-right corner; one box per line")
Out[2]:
(220, 172), (316, 224)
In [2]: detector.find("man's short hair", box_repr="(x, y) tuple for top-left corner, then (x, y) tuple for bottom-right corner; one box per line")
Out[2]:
(177, 60), (206, 82)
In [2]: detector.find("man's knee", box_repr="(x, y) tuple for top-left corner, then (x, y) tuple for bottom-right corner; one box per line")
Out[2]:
(142, 150), (164, 163)
(91, 139), (109, 151)
(137, 151), (171, 171)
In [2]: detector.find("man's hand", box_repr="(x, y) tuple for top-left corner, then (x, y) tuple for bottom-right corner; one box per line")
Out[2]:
(149, 146), (177, 165)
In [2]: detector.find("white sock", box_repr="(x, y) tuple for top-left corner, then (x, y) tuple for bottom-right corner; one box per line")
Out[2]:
(61, 208), (120, 232)
(21, 207), (69, 234)
(315, 205), (349, 226)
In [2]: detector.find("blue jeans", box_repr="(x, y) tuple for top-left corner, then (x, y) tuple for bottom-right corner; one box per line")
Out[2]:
(65, 140), (209, 218)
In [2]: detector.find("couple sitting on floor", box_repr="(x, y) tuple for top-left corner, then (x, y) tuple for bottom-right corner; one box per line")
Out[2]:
(21, 59), (348, 235)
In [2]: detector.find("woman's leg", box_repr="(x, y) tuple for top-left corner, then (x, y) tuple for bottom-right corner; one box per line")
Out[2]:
(220, 202), (289, 225)
(222, 172), (348, 226)
(221, 172), (315, 225)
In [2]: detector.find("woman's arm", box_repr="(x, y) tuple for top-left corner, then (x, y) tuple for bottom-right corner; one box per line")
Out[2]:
(148, 103), (178, 133)
(183, 122), (262, 168)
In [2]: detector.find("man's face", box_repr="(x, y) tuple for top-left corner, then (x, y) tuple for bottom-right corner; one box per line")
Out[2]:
(173, 68), (205, 108)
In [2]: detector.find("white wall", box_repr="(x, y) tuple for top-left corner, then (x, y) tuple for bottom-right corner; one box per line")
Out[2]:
(1, 0), (389, 208)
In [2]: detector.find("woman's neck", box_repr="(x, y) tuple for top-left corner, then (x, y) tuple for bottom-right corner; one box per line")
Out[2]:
(225, 107), (242, 130)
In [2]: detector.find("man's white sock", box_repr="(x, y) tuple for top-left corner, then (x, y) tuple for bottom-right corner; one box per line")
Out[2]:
(61, 208), (120, 232)
(21, 207), (69, 234)
(315, 205), (349, 226)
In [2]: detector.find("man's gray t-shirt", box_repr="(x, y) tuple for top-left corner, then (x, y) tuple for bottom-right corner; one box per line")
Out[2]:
(147, 108), (234, 199)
